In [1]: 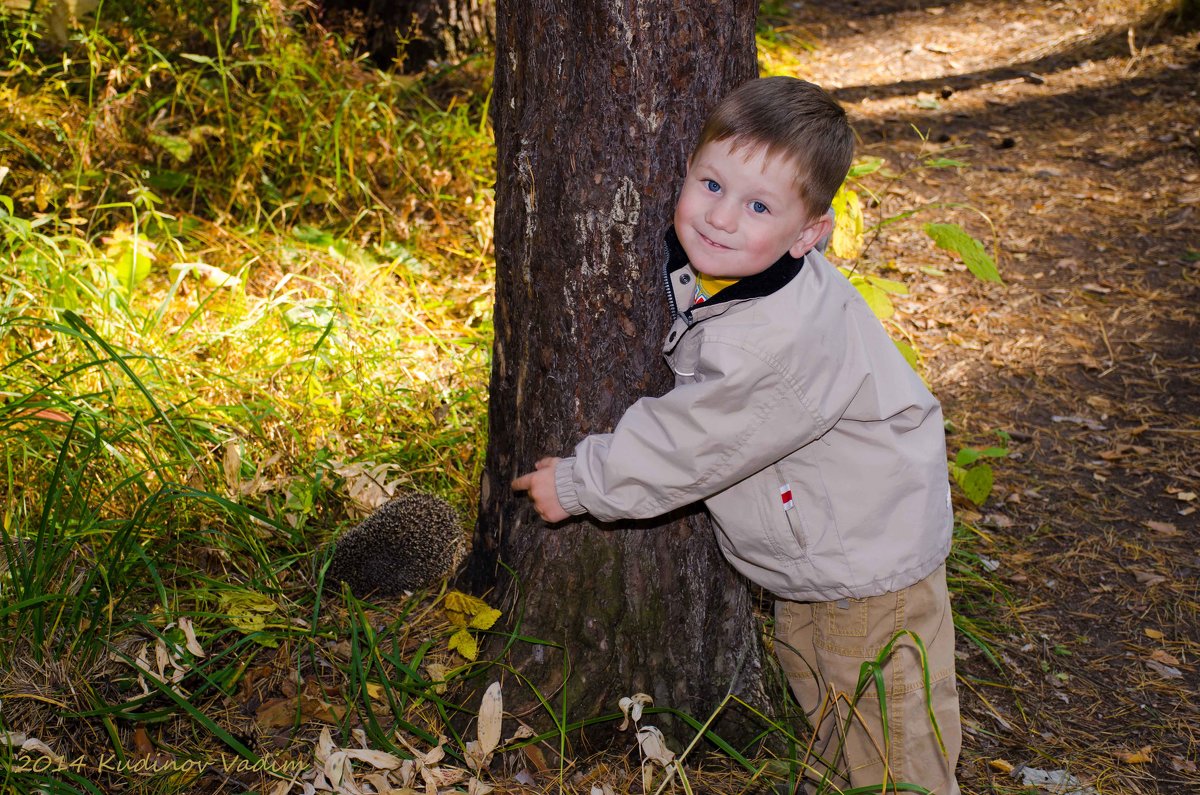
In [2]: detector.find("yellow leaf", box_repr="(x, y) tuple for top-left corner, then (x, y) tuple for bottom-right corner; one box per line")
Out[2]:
(1144, 628), (1165, 640)
(445, 590), (500, 628)
(1117, 746), (1152, 765)
(988, 759), (1014, 774)
(449, 628), (478, 661)
(829, 185), (864, 260)
(469, 606), (502, 630)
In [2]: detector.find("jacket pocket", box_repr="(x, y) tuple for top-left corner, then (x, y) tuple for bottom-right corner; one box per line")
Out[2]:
(773, 465), (809, 557)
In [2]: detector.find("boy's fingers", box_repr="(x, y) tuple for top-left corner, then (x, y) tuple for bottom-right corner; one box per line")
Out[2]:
(511, 472), (531, 491)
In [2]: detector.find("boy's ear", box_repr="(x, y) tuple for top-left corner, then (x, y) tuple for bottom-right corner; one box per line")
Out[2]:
(788, 211), (834, 258)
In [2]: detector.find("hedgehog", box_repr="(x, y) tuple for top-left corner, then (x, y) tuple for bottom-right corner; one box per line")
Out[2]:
(325, 492), (466, 598)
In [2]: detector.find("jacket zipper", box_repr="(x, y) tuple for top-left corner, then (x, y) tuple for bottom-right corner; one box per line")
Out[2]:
(661, 239), (680, 321)
(774, 464), (807, 553)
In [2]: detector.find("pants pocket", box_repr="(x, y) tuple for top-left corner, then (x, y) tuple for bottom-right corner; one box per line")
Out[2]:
(816, 598), (869, 638)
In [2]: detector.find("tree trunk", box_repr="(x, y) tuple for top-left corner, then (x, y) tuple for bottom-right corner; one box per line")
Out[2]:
(462, 0), (772, 747)
(317, 0), (494, 70)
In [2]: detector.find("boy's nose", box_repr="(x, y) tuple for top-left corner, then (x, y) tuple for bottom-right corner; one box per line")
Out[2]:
(705, 200), (737, 233)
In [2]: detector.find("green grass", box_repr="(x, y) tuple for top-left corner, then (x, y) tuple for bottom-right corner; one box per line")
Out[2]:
(1, 2), (496, 790)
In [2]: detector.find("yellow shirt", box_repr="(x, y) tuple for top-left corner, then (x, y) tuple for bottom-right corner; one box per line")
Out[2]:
(693, 273), (739, 305)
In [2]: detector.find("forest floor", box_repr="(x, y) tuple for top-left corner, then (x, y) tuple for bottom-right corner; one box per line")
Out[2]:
(773, 0), (1199, 792)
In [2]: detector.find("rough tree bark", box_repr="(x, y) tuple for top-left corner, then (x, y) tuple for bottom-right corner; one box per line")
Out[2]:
(317, 0), (494, 70)
(462, 1), (773, 746)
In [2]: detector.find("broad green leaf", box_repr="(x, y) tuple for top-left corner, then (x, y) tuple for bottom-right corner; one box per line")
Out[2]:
(955, 447), (982, 467)
(979, 446), (1009, 459)
(146, 170), (190, 191)
(960, 464), (994, 505)
(217, 590), (280, 647)
(924, 158), (969, 169)
(104, 229), (156, 291)
(849, 276), (894, 319)
(448, 628), (478, 661)
(865, 274), (909, 295)
(149, 133), (194, 164)
(894, 339), (920, 371)
(829, 185), (864, 260)
(291, 225), (336, 247)
(282, 302), (336, 330)
(847, 157), (885, 178)
(923, 223), (1002, 284)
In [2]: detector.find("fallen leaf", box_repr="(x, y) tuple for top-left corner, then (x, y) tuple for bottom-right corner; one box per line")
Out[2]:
(1116, 746), (1152, 764)
(1145, 660), (1183, 679)
(223, 442), (241, 493)
(1144, 520), (1181, 537)
(636, 725), (675, 767)
(1051, 415), (1106, 431)
(505, 724), (535, 744)
(342, 747), (403, 769)
(133, 725), (155, 757)
(178, 617), (206, 657)
(1171, 755), (1198, 773)
(425, 662), (450, 694)
(618, 693), (654, 731)
(1130, 568), (1167, 587)
(255, 693), (347, 728)
(1176, 492), (1196, 502)
(1143, 628), (1165, 640)
(477, 682), (503, 756)
(522, 744), (549, 772)
(1016, 766), (1098, 794)
(1148, 649), (1180, 666)
(989, 758), (1015, 773)
(170, 261), (243, 289)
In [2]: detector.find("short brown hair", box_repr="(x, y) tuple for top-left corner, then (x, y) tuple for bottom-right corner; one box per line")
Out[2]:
(695, 77), (854, 220)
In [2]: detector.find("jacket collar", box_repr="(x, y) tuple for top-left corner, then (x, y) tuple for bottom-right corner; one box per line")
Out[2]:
(665, 226), (806, 309)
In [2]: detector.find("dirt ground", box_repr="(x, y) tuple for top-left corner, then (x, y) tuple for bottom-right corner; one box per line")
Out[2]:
(776, 0), (1199, 792)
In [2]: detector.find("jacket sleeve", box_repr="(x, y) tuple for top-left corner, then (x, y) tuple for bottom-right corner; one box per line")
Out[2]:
(554, 334), (858, 522)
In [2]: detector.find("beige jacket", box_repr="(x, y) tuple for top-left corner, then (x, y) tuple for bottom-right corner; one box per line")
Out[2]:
(554, 232), (953, 601)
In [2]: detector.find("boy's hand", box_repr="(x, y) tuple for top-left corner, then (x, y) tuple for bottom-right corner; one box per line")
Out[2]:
(512, 457), (569, 523)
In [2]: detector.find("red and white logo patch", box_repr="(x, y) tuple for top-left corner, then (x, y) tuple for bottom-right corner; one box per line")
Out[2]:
(779, 484), (794, 511)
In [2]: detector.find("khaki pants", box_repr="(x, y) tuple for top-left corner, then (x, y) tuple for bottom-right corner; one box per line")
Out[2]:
(774, 565), (962, 794)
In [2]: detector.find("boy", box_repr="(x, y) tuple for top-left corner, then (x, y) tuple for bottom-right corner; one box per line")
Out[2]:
(512, 77), (961, 794)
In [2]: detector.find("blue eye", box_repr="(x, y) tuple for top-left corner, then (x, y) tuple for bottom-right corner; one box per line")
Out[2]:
(751, 201), (769, 214)
(705, 179), (720, 193)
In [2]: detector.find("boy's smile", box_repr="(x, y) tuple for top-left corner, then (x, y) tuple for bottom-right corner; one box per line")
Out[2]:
(674, 138), (829, 280)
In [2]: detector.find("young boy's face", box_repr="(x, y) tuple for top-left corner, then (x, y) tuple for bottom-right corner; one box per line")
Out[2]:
(674, 138), (830, 279)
